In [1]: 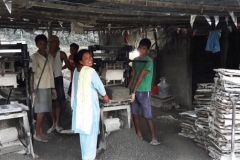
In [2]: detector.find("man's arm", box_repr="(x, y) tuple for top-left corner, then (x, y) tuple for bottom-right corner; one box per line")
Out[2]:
(29, 55), (36, 93)
(62, 64), (67, 70)
(60, 51), (73, 70)
(62, 61), (75, 70)
(127, 69), (135, 89)
(132, 70), (149, 94)
(30, 70), (35, 93)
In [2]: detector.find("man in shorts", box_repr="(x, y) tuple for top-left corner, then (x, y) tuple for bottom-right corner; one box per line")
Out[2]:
(128, 38), (161, 145)
(30, 34), (55, 142)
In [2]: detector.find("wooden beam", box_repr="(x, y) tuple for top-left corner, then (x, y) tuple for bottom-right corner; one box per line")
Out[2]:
(97, 0), (240, 12)
(23, 10), (191, 23)
(13, 0), (172, 17)
(13, 0), (236, 18)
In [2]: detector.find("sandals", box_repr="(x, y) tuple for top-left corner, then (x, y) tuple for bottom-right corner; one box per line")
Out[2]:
(56, 126), (63, 132)
(149, 139), (161, 146)
(47, 126), (56, 133)
(43, 134), (52, 139)
(47, 126), (63, 133)
(34, 136), (48, 143)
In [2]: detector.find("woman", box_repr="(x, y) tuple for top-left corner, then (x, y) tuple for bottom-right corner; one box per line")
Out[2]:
(71, 49), (109, 160)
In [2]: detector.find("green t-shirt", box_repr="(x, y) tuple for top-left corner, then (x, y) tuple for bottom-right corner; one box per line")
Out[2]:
(132, 56), (153, 92)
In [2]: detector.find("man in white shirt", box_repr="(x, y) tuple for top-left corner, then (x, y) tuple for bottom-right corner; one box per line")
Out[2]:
(30, 34), (55, 142)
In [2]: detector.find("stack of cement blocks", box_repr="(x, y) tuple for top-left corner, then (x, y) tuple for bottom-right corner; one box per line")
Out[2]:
(208, 69), (240, 160)
(101, 62), (125, 85)
(179, 83), (214, 150)
(0, 61), (15, 75)
(0, 60), (17, 87)
(0, 127), (25, 155)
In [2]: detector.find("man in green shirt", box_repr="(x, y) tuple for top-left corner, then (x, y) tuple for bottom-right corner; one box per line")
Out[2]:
(128, 38), (160, 145)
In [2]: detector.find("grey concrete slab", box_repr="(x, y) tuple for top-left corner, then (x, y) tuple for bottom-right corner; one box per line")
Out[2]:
(105, 86), (130, 100)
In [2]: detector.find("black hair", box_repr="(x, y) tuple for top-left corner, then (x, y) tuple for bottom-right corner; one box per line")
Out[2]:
(70, 43), (79, 51)
(139, 38), (151, 49)
(74, 49), (90, 66)
(35, 34), (47, 45)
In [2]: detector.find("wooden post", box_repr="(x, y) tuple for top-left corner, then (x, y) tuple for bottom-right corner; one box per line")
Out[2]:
(221, 28), (230, 68)
(47, 21), (52, 38)
(153, 30), (159, 85)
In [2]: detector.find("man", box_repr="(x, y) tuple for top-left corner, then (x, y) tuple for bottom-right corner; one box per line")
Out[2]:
(128, 38), (160, 145)
(30, 34), (55, 142)
(62, 43), (79, 97)
(47, 35), (70, 133)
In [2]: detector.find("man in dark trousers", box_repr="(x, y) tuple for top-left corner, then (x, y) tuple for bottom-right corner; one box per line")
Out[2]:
(47, 35), (70, 133)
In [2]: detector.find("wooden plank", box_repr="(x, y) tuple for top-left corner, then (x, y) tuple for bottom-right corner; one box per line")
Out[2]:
(98, 0), (240, 12)
(14, 0), (170, 17)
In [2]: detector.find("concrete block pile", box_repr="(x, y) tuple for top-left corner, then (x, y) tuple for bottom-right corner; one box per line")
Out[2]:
(0, 127), (25, 155)
(179, 83), (214, 149)
(208, 69), (240, 160)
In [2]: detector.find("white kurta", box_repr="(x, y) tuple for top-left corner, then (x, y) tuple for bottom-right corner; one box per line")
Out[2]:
(71, 67), (106, 160)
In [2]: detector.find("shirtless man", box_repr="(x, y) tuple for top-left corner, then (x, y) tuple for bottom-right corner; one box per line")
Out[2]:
(47, 35), (70, 133)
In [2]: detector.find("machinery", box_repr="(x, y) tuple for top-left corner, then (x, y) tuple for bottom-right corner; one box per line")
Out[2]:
(0, 43), (36, 157)
(89, 45), (133, 87)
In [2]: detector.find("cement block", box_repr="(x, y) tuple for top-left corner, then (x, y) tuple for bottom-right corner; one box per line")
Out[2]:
(151, 95), (175, 109)
(105, 86), (129, 100)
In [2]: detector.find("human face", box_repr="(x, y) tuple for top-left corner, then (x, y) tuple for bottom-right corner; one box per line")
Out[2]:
(49, 36), (60, 49)
(36, 40), (47, 52)
(70, 46), (78, 55)
(137, 45), (149, 58)
(80, 52), (93, 67)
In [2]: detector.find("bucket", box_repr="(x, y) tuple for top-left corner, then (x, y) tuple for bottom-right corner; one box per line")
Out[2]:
(151, 85), (158, 95)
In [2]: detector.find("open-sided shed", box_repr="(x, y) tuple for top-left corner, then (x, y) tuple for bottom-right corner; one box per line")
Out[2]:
(0, 0), (240, 31)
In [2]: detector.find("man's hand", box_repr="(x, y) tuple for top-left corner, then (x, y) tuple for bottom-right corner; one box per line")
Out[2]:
(130, 93), (135, 103)
(52, 89), (57, 100)
(103, 95), (110, 103)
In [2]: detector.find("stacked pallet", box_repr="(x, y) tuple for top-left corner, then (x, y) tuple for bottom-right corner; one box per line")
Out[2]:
(179, 110), (197, 139)
(179, 83), (214, 149)
(208, 69), (240, 160)
(193, 83), (214, 107)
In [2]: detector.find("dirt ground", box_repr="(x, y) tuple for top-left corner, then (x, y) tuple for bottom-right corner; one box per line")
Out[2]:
(1, 107), (212, 160)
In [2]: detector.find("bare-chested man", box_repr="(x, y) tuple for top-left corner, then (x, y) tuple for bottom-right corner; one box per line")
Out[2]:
(47, 35), (70, 133)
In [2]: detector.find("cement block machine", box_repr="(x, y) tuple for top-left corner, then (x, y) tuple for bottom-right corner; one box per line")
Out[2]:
(0, 43), (36, 158)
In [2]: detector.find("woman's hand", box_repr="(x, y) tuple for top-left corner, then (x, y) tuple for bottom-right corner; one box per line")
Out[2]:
(103, 95), (110, 103)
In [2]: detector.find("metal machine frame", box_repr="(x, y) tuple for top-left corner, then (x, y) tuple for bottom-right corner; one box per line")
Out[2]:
(0, 43), (35, 157)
